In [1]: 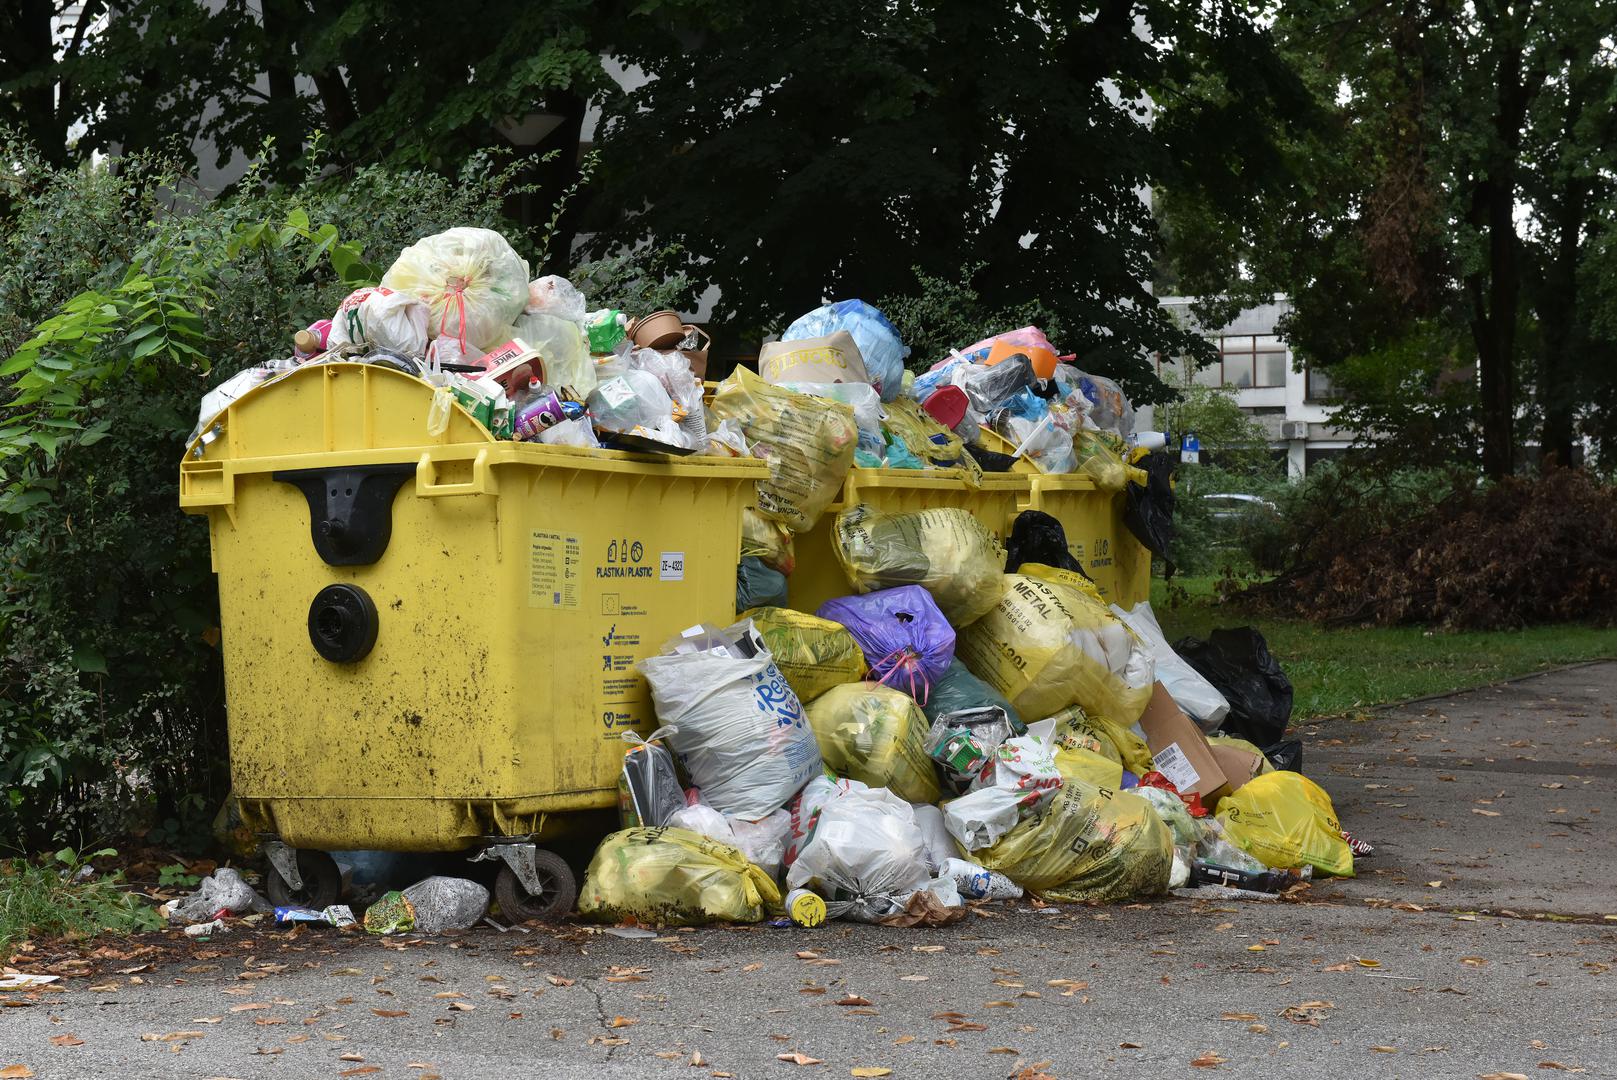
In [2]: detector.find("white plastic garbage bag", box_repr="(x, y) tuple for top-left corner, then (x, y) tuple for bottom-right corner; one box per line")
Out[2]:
(327, 286), (430, 357)
(401, 876), (489, 932)
(785, 782), (937, 923)
(637, 620), (822, 819)
(910, 803), (959, 872)
(381, 227), (530, 352)
(1110, 601), (1230, 731)
(943, 720), (1064, 852)
(164, 867), (272, 924)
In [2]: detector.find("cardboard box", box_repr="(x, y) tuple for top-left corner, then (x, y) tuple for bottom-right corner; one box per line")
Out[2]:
(1209, 742), (1265, 797)
(1135, 682), (1229, 799)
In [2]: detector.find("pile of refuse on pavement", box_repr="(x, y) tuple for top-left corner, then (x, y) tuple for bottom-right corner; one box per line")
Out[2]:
(175, 224), (1363, 932)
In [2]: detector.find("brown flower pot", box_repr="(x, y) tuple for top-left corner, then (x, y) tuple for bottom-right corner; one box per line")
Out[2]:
(626, 310), (686, 350)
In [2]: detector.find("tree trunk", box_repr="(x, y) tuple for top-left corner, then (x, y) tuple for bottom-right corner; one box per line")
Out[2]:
(1, 0), (69, 164)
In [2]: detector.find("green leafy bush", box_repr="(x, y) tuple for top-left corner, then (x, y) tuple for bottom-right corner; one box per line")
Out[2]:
(0, 140), (533, 851)
(0, 848), (162, 955)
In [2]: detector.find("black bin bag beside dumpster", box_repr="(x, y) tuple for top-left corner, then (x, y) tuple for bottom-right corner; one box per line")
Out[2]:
(1122, 451), (1176, 573)
(1172, 627), (1293, 746)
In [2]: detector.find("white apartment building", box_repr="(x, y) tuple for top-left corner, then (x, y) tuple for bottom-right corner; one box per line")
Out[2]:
(1141, 295), (1354, 480)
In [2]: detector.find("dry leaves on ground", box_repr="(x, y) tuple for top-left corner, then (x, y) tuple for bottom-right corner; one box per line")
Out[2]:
(777, 1052), (824, 1066)
(1191, 1052), (1228, 1068)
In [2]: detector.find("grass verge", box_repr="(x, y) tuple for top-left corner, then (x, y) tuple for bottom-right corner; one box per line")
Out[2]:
(1151, 576), (1617, 721)
(0, 850), (163, 957)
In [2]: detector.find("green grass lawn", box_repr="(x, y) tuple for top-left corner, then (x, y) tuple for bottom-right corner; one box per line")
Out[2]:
(1149, 576), (1617, 721)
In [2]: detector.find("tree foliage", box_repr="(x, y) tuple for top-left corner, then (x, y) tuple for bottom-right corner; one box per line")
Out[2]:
(587, 0), (1319, 399)
(1161, 0), (1617, 474)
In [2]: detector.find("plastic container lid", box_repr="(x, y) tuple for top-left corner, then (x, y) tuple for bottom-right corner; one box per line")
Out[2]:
(922, 385), (969, 429)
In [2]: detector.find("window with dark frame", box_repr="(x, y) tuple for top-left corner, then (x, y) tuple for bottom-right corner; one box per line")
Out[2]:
(1156, 334), (1287, 389)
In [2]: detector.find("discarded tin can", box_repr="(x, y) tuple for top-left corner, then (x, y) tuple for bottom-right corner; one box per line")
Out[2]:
(785, 888), (826, 928)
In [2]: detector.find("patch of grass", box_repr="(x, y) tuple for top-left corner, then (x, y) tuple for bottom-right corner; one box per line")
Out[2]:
(0, 849), (163, 957)
(1152, 576), (1617, 721)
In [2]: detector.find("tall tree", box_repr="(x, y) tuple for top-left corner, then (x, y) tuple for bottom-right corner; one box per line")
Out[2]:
(584, 0), (1318, 396)
(1161, 0), (1617, 475)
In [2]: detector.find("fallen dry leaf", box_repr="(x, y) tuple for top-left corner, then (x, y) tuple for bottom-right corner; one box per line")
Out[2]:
(742, 964), (763, 973)
(777, 1052), (824, 1066)
(447, 1002), (475, 1012)
(912, 945), (945, 953)
(1536, 1063), (1581, 1072)
(338, 1069), (381, 1077)
(1354, 958), (1382, 968)
(893, 1036), (915, 1046)
(48, 1035), (84, 1048)
(835, 995), (872, 1007)
(1321, 963), (1351, 973)
(0, 1068), (32, 1079)
(372, 1009), (409, 1018)
(1461, 957), (1488, 967)
(140, 1032), (208, 1042)
(339, 1054), (365, 1062)
(229, 1003), (269, 1013)
(988, 1047), (1020, 1055)
(984, 1001), (1015, 1008)
(1220, 1013), (1258, 1022)
(1371, 1046), (1397, 1052)
(545, 975), (575, 987)
(899, 975), (928, 982)
(191, 1018), (223, 1025)
(1472, 808), (1501, 817)
(850, 1070), (892, 1078)
(1280, 1001), (1334, 1026)
(689, 1050), (706, 1067)
(1120, 1041), (1143, 1049)
(1476, 1074), (1529, 1080)
(1191, 1052), (1228, 1068)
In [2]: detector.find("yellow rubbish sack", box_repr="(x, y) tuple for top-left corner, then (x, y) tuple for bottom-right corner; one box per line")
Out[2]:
(973, 780), (1172, 903)
(578, 827), (783, 926)
(1072, 429), (1145, 493)
(1216, 771), (1354, 877)
(744, 606), (866, 704)
(882, 398), (984, 484)
(707, 367), (859, 533)
(1046, 704), (1155, 778)
(832, 504), (1006, 626)
(741, 508), (796, 574)
(1206, 733), (1276, 775)
(805, 683), (941, 804)
(1049, 719), (1125, 790)
(956, 573), (1155, 726)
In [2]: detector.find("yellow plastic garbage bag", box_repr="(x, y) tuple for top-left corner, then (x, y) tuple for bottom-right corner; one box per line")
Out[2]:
(741, 508), (796, 574)
(973, 781), (1172, 903)
(1073, 430), (1145, 493)
(833, 504), (1006, 626)
(881, 398), (984, 484)
(744, 607), (866, 704)
(578, 827), (782, 926)
(707, 367), (859, 533)
(806, 683), (941, 804)
(1049, 719), (1126, 790)
(956, 574), (1155, 726)
(380, 227), (530, 352)
(1046, 704), (1155, 778)
(1216, 771), (1354, 878)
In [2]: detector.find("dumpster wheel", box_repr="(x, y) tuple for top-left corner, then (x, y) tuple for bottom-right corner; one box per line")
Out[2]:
(265, 849), (342, 910)
(494, 850), (576, 923)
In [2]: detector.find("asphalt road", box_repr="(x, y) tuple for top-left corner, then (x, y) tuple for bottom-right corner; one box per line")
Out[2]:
(3, 662), (1613, 1080)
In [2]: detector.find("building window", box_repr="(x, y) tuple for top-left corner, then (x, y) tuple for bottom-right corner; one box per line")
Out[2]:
(1158, 335), (1288, 389)
(1305, 362), (1341, 403)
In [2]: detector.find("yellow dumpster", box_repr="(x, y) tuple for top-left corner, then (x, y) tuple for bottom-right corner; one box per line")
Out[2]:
(181, 362), (766, 918)
(1023, 475), (1151, 608)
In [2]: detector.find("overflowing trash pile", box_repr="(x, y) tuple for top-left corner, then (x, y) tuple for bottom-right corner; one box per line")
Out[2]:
(184, 224), (1358, 930)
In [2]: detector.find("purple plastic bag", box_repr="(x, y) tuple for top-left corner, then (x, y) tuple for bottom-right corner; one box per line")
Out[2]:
(816, 585), (956, 703)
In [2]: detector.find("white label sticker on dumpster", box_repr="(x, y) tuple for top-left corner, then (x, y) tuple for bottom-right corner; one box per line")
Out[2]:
(530, 531), (582, 609)
(1152, 742), (1200, 792)
(659, 552), (685, 581)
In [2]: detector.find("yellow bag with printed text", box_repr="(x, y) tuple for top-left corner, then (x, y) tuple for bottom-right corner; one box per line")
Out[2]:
(956, 573), (1155, 726)
(707, 367), (859, 533)
(974, 781), (1172, 903)
(881, 398), (984, 484)
(1216, 771), (1354, 877)
(741, 508), (797, 574)
(1045, 704), (1155, 778)
(579, 827), (782, 926)
(833, 503), (1006, 625)
(805, 683), (941, 804)
(744, 607), (865, 704)
(1048, 714), (1126, 789)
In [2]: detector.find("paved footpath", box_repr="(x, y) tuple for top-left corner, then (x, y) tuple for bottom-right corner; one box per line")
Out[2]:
(2, 663), (1613, 1080)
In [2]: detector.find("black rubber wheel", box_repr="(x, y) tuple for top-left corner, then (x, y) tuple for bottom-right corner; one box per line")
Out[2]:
(493, 850), (577, 923)
(264, 849), (342, 909)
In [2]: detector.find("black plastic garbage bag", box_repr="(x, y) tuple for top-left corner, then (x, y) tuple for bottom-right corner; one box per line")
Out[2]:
(1003, 510), (1088, 577)
(735, 556), (788, 613)
(1171, 627), (1293, 746)
(1263, 738), (1304, 773)
(1122, 451), (1176, 572)
(965, 442), (1019, 473)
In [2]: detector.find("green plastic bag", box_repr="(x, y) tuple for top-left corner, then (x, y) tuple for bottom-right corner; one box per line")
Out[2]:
(579, 827), (782, 926)
(923, 659), (1023, 730)
(806, 683), (941, 804)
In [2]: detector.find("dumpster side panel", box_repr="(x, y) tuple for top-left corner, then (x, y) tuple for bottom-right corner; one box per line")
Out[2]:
(1024, 477), (1150, 607)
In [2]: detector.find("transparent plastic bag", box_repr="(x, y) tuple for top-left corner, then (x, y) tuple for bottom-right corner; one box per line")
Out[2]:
(526, 274), (587, 324)
(400, 876), (489, 932)
(785, 782), (936, 923)
(589, 366), (675, 434)
(832, 504), (1006, 625)
(740, 509), (796, 574)
(381, 227), (530, 352)
(508, 310), (596, 396)
(631, 347), (707, 445)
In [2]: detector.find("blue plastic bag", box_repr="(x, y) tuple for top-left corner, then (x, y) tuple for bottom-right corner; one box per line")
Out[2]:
(783, 300), (910, 403)
(817, 585), (956, 703)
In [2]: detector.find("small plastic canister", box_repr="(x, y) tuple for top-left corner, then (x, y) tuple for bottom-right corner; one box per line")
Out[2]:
(785, 888), (826, 928)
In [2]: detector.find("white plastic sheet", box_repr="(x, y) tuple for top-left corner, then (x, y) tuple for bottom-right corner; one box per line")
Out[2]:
(785, 781), (937, 923)
(1110, 600), (1230, 731)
